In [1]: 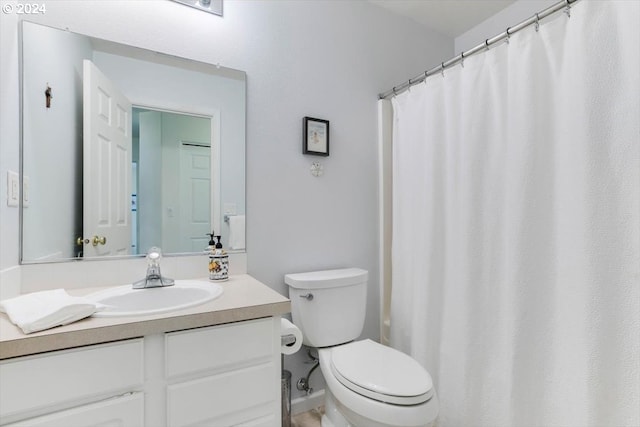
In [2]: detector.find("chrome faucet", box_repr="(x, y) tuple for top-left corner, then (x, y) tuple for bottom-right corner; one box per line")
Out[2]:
(132, 247), (175, 289)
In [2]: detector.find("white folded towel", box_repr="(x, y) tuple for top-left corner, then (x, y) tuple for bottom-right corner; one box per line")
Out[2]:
(0, 289), (101, 334)
(228, 214), (246, 250)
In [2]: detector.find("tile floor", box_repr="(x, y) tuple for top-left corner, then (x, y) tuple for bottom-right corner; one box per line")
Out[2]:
(290, 407), (324, 427)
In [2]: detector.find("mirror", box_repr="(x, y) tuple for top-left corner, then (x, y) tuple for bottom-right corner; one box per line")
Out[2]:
(20, 21), (246, 263)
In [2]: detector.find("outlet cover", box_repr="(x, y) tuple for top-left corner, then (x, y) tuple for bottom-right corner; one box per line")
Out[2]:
(23, 175), (30, 207)
(6, 171), (19, 207)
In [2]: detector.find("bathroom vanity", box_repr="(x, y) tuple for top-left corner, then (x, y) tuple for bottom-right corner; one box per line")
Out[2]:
(0, 275), (290, 427)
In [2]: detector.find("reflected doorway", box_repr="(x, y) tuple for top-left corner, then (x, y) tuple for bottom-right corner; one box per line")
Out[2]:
(132, 107), (212, 255)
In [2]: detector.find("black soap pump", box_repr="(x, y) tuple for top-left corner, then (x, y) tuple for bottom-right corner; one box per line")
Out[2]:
(206, 232), (216, 252)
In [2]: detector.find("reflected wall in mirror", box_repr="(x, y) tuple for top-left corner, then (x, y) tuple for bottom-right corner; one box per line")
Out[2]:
(21, 21), (246, 263)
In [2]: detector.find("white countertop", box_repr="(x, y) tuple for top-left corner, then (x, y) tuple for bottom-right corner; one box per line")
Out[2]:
(0, 275), (290, 360)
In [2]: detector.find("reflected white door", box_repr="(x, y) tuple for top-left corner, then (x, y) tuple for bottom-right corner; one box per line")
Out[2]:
(83, 59), (132, 257)
(179, 144), (211, 252)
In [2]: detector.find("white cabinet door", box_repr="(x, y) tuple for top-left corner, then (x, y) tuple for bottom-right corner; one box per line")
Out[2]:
(0, 339), (143, 425)
(4, 392), (144, 427)
(167, 363), (275, 427)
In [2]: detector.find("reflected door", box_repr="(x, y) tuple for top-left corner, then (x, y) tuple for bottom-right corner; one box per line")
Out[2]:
(82, 60), (132, 257)
(179, 144), (211, 252)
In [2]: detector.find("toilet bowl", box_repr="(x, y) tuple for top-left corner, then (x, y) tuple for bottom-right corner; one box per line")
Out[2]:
(285, 268), (439, 427)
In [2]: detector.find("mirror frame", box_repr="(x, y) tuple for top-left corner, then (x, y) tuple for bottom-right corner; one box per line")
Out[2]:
(18, 21), (247, 264)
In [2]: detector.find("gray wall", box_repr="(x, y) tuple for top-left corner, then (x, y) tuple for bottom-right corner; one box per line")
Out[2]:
(0, 0), (452, 400)
(21, 23), (91, 261)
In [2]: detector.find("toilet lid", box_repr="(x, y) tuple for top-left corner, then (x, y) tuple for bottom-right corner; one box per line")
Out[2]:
(330, 339), (434, 405)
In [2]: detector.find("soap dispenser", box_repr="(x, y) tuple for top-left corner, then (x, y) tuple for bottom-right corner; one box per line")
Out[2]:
(208, 234), (229, 281)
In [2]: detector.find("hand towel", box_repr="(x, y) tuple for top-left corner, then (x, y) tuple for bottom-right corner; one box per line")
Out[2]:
(0, 289), (101, 334)
(228, 215), (246, 250)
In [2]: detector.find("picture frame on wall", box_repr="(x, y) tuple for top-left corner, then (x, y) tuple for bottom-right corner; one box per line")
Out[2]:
(303, 117), (330, 156)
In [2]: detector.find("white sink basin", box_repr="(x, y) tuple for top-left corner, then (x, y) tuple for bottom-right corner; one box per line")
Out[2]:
(87, 279), (224, 317)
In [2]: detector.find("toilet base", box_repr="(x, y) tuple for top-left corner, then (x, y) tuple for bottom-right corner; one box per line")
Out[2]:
(321, 388), (437, 427)
(321, 414), (336, 427)
(321, 389), (350, 427)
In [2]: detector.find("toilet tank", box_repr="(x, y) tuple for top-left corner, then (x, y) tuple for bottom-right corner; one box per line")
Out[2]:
(285, 268), (368, 348)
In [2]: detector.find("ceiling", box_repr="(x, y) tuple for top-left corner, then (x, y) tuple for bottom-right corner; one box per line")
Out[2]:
(369, 0), (516, 38)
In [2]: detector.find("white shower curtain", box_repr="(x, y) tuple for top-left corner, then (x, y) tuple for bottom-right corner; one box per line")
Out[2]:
(390, 1), (639, 426)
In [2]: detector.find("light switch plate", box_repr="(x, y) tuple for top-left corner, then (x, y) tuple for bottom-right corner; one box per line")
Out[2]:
(6, 171), (19, 207)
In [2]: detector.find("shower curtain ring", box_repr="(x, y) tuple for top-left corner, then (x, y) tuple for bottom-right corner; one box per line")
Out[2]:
(441, 62), (445, 77)
(392, 86), (398, 97)
(535, 13), (540, 32)
(459, 51), (465, 68)
(424, 70), (428, 84)
(564, 0), (571, 18)
(505, 27), (511, 44)
(484, 39), (490, 50)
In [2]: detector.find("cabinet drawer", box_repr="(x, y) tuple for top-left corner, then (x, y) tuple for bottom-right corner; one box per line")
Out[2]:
(165, 318), (274, 379)
(167, 362), (275, 427)
(0, 339), (143, 423)
(4, 392), (144, 427)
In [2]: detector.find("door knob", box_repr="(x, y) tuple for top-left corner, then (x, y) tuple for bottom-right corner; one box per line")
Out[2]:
(92, 236), (107, 246)
(76, 237), (90, 246)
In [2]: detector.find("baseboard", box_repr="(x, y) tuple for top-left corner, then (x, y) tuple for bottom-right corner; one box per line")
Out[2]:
(291, 389), (325, 415)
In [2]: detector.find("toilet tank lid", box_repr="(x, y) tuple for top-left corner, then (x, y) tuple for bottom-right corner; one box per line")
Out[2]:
(285, 268), (368, 289)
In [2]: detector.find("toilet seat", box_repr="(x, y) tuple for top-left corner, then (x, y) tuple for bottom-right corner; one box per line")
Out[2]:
(330, 339), (434, 406)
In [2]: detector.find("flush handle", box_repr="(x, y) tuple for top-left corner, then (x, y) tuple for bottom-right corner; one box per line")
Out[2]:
(299, 293), (314, 301)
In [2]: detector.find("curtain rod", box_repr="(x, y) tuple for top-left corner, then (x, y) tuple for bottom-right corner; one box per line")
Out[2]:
(379, 0), (579, 100)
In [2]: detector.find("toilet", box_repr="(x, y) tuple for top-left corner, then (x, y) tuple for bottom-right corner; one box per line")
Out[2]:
(286, 268), (439, 427)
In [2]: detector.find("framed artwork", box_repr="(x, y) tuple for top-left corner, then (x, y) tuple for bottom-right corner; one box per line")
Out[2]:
(303, 117), (329, 156)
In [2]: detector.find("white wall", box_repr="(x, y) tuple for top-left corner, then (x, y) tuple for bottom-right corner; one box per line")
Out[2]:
(0, 0), (453, 400)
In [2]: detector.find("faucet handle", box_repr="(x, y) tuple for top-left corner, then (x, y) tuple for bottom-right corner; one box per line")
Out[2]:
(147, 247), (162, 263)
